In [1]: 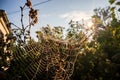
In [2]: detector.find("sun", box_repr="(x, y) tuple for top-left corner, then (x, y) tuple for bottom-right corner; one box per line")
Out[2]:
(87, 21), (93, 28)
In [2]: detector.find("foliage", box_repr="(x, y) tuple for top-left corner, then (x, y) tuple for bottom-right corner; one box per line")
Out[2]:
(0, 32), (14, 79)
(1, 0), (120, 80)
(71, 1), (120, 80)
(109, 0), (116, 4)
(0, 33), (14, 70)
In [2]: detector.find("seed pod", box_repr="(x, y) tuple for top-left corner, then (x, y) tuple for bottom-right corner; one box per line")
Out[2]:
(26, 0), (32, 8)
(33, 17), (38, 24)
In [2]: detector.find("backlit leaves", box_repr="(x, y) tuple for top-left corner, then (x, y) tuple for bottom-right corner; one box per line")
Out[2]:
(109, 0), (116, 4)
(116, 1), (120, 5)
(110, 7), (115, 12)
(118, 8), (120, 12)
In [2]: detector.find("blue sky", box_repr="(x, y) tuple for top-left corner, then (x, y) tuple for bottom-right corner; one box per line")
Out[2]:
(0, 0), (109, 39)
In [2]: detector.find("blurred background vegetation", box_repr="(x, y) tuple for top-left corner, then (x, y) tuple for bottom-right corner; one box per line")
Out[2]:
(0, 0), (120, 80)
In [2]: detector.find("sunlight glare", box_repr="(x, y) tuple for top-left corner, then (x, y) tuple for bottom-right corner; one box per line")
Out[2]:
(87, 21), (93, 28)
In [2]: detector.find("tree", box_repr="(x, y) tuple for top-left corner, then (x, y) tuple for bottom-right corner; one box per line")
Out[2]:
(72, 0), (120, 80)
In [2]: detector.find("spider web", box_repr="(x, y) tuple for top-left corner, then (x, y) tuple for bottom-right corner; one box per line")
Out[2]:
(10, 28), (93, 80)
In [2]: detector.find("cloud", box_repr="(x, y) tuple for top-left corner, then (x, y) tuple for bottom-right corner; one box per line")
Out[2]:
(60, 11), (93, 21)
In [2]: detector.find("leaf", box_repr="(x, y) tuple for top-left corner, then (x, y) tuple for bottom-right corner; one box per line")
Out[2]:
(118, 8), (120, 12)
(116, 2), (120, 5)
(109, 0), (116, 4)
(112, 29), (116, 36)
(110, 7), (115, 12)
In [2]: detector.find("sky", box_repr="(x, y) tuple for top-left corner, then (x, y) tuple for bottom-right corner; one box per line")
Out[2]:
(0, 0), (109, 39)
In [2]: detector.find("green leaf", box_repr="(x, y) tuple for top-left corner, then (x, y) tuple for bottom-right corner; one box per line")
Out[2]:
(109, 0), (116, 4)
(110, 7), (115, 12)
(112, 29), (116, 36)
(118, 8), (120, 12)
(116, 2), (120, 5)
